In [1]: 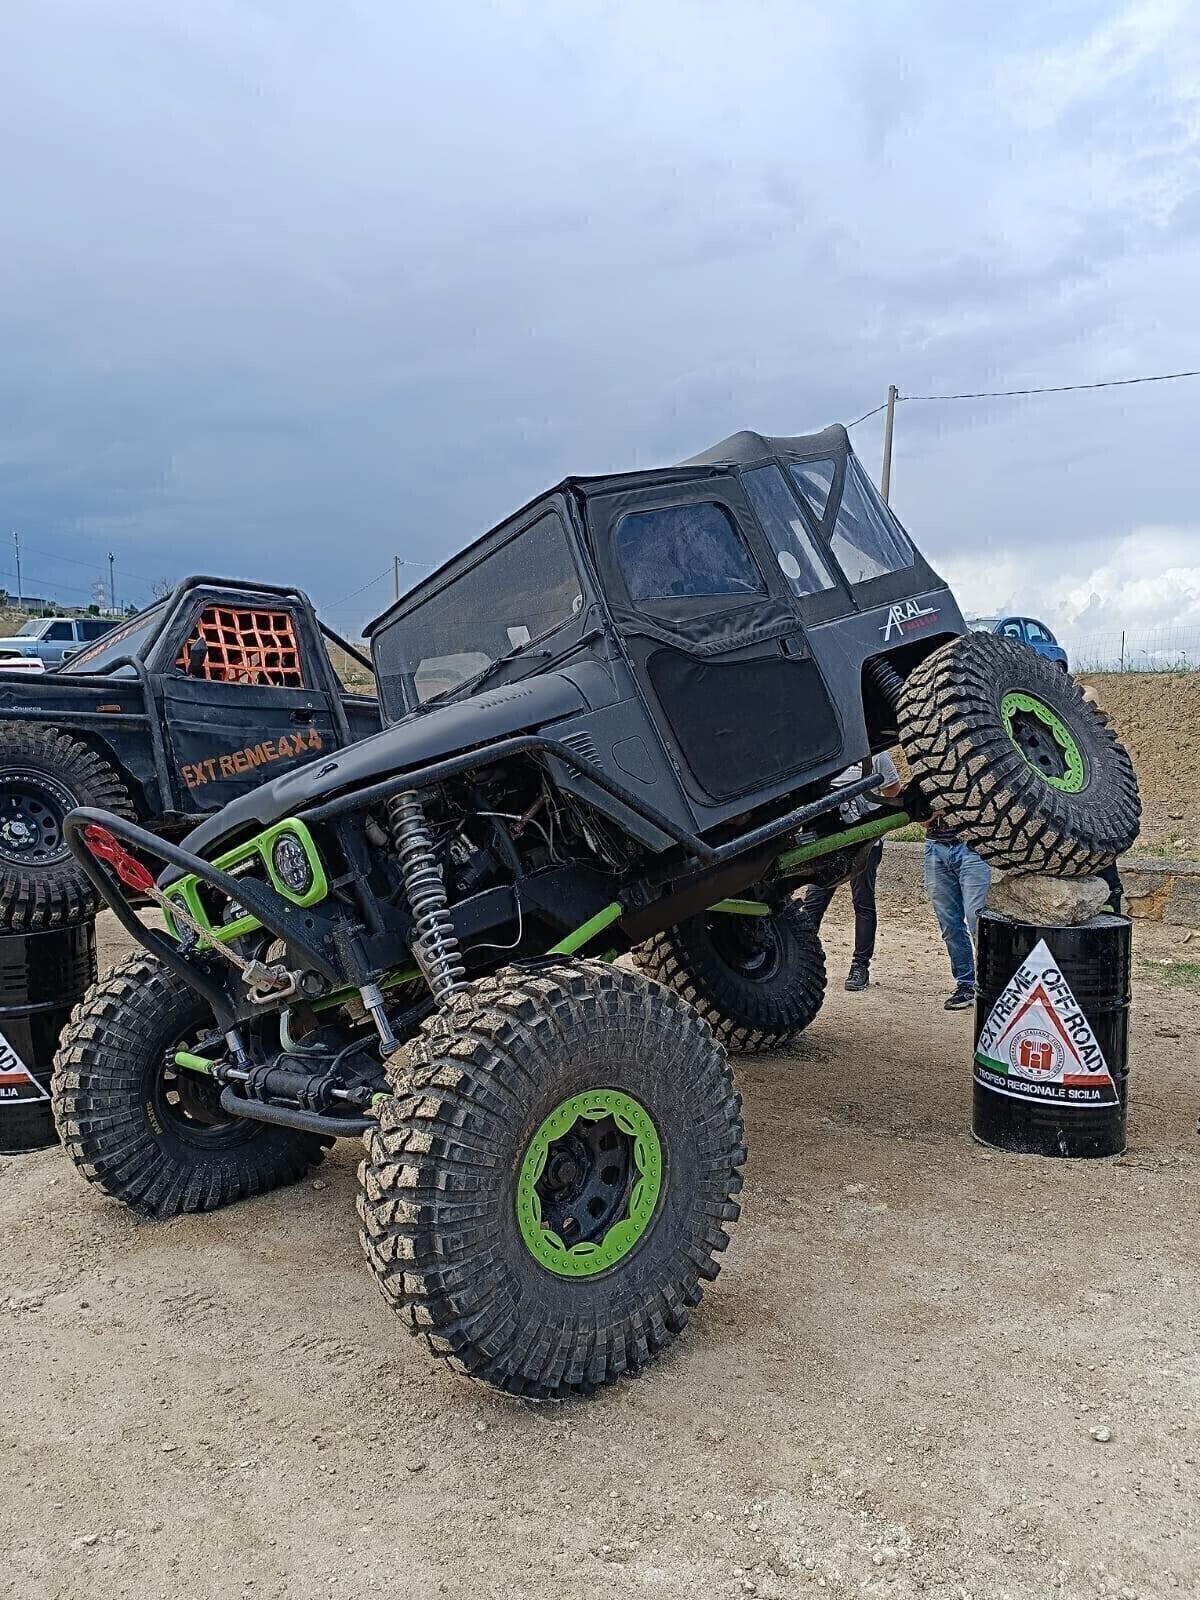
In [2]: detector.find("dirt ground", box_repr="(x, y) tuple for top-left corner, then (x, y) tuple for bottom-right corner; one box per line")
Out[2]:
(2, 897), (1198, 1600)
(1078, 674), (1200, 859)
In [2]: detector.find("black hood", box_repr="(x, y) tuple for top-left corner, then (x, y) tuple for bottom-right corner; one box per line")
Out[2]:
(181, 671), (589, 854)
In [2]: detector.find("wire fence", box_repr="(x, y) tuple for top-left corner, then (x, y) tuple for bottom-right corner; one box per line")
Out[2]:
(1061, 627), (1200, 674)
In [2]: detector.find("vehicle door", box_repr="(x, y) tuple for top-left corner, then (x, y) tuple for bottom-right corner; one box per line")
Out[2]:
(1022, 618), (1058, 661)
(157, 599), (341, 812)
(63, 618), (116, 663)
(587, 477), (842, 810)
(39, 620), (76, 665)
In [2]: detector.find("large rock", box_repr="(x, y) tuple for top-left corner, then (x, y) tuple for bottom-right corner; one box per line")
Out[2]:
(987, 873), (1110, 927)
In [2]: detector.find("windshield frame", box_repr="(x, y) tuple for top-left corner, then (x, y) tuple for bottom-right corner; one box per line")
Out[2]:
(16, 619), (51, 638)
(369, 496), (589, 719)
(58, 602), (167, 675)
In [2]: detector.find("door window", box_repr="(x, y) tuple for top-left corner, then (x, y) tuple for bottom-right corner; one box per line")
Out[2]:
(1024, 619), (1054, 644)
(999, 619), (1024, 640)
(46, 621), (73, 641)
(741, 464), (836, 597)
(78, 619), (116, 641)
(177, 606), (306, 688)
(615, 502), (763, 602)
(815, 458), (914, 585)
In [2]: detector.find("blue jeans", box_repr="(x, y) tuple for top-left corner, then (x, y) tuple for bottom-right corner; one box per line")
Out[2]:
(924, 841), (992, 986)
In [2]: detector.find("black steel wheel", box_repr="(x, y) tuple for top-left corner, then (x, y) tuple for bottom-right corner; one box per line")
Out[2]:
(633, 899), (827, 1052)
(0, 722), (136, 930)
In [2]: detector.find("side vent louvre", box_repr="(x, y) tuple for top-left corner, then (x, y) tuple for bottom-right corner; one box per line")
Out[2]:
(560, 731), (602, 768)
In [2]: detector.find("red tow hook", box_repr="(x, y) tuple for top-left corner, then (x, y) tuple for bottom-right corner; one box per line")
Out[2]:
(82, 824), (158, 896)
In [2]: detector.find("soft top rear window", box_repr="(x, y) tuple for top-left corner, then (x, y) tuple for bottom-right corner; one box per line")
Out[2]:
(802, 457), (914, 585)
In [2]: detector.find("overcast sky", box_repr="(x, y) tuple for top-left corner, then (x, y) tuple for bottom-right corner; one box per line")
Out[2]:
(2, 1), (1198, 658)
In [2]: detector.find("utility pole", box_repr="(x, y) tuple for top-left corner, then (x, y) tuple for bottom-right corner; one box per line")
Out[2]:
(880, 384), (898, 504)
(393, 555), (401, 601)
(12, 530), (22, 608)
(108, 552), (116, 612)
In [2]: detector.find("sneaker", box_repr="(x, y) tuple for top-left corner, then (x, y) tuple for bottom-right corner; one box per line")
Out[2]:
(944, 983), (974, 1011)
(844, 960), (869, 992)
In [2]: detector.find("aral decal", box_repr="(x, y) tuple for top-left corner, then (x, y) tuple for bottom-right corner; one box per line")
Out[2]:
(974, 938), (1118, 1106)
(881, 599), (939, 642)
(0, 1028), (48, 1103)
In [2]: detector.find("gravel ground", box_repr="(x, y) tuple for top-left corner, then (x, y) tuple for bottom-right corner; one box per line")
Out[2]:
(2, 901), (1198, 1600)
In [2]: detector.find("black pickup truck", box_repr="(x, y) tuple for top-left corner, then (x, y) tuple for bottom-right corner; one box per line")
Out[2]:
(0, 576), (378, 930)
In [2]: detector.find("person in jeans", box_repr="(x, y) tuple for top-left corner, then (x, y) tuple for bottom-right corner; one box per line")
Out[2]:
(803, 752), (901, 992)
(924, 812), (992, 1009)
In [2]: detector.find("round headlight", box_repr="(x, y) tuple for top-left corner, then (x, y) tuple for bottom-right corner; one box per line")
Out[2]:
(272, 833), (314, 896)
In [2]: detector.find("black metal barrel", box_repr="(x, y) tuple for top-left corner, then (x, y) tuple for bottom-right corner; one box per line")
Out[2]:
(973, 909), (1131, 1158)
(0, 921), (97, 1153)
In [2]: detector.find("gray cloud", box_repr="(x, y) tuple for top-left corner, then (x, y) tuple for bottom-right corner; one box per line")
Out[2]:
(1, 0), (1198, 632)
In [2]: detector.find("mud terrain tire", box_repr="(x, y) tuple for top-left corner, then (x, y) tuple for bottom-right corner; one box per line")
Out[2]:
(0, 722), (136, 931)
(52, 954), (328, 1218)
(357, 961), (744, 1400)
(633, 900), (826, 1052)
(897, 632), (1140, 875)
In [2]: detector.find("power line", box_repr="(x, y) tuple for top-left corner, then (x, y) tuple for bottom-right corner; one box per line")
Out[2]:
(848, 364), (1200, 428)
(847, 401), (888, 428)
(902, 367), (1200, 401)
(327, 567), (391, 609)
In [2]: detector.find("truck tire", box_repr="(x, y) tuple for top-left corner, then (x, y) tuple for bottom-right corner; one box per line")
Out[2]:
(52, 954), (328, 1218)
(633, 900), (826, 1052)
(897, 632), (1140, 875)
(357, 961), (744, 1400)
(0, 722), (136, 931)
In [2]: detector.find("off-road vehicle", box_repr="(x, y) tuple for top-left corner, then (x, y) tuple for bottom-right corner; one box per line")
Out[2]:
(53, 425), (1139, 1399)
(0, 577), (378, 931)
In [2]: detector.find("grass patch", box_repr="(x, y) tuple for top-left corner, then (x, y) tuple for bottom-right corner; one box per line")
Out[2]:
(886, 823), (926, 842)
(1139, 960), (1200, 988)
(1134, 840), (1199, 862)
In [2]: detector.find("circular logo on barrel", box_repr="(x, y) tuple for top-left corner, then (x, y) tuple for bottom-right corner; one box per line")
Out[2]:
(1009, 1026), (1065, 1080)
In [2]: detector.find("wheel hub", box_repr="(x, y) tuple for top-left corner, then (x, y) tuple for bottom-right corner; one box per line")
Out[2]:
(1000, 692), (1086, 792)
(516, 1089), (663, 1277)
(0, 772), (76, 865)
(706, 911), (782, 981)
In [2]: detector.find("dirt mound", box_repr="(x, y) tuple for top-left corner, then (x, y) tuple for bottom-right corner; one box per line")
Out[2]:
(1078, 673), (1199, 857)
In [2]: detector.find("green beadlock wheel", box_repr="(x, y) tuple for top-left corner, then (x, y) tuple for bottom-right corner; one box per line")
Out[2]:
(1000, 691), (1086, 792)
(515, 1089), (663, 1277)
(897, 630), (1140, 876)
(357, 961), (745, 1400)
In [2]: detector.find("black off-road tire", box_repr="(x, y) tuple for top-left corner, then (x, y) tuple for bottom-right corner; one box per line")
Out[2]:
(633, 899), (826, 1052)
(897, 632), (1140, 875)
(52, 954), (328, 1218)
(0, 722), (136, 931)
(357, 961), (745, 1400)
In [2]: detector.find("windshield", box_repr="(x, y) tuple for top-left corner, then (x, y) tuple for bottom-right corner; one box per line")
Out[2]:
(16, 620), (48, 637)
(372, 511), (582, 715)
(60, 604), (166, 674)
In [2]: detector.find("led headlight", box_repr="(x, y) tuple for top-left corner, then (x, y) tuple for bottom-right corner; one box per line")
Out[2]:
(272, 832), (314, 896)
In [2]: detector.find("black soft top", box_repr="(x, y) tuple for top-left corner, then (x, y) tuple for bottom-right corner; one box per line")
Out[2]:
(676, 423), (847, 468)
(366, 424), (850, 638)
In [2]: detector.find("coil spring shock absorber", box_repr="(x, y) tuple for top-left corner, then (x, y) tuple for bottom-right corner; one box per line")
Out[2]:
(388, 790), (468, 1006)
(865, 655), (904, 709)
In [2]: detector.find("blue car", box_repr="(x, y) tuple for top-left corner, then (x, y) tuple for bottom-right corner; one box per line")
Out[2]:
(967, 614), (1069, 671)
